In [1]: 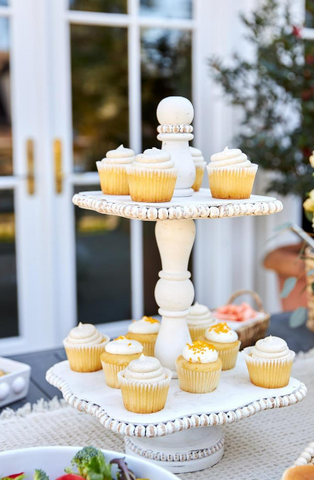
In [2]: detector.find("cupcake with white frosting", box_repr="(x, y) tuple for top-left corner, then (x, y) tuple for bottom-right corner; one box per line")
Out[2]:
(126, 147), (178, 203)
(207, 146), (258, 199)
(126, 316), (160, 356)
(100, 336), (143, 388)
(190, 147), (206, 192)
(199, 322), (241, 370)
(187, 303), (216, 341)
(244, 336), (295, 388)
(176, 341), (222, 393)
(96, 145), (135, 195)
(63, 323), (110, 373)
(118, 355), (172, 413)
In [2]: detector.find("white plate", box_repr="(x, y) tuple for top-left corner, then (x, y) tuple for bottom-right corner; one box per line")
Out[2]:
(0, 446), (177, 480)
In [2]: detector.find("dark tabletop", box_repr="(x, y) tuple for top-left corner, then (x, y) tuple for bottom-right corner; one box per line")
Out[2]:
(2, 312), (314, 413)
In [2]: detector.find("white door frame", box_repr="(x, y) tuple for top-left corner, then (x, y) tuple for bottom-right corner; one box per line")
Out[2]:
(0, 0), (55, 354)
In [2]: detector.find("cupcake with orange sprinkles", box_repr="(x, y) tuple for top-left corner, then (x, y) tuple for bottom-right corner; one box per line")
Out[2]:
(100, 336), (143, 388)
(125, 316), (160, 356)
(199, 322), (240, 371)
(176, 341), (222, 394)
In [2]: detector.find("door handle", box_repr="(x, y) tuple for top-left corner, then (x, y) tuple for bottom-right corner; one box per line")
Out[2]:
(26, 139), (35, 195)
(54, 139), (63, 194)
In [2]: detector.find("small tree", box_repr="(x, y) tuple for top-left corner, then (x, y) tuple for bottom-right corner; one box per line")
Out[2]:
(209, 0), (314, 197)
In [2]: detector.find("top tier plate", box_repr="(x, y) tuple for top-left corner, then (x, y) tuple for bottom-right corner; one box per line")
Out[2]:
(73, 189), (283, 221)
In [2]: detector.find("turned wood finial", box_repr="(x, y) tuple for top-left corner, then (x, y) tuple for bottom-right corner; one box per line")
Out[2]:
(157, 96), (194, 126)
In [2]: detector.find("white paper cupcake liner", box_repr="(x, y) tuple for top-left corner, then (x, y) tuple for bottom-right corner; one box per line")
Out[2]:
(117, 369), (172, 413)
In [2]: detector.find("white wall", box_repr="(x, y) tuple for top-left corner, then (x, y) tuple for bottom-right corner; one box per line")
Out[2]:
(193, 0), (302, 313)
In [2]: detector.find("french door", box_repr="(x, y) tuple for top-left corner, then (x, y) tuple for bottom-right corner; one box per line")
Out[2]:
(0, 0), (199, 353)
(0, 0), (58, 354)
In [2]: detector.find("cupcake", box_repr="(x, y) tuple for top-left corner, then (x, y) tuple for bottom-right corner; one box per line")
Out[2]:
(187, 302), (216, 341)
(190, 147), (206, 192)
(199, 322), (240, 370)
(96, 145), (135, 195)
(126, 147), (178, 203)
(118, 355), (172, 413)
(176, 341), (222, 393)
(207, 146), (258, 199)
(63, 323), (110, 373)
(244, 336), (295, 388)
(100, 336), (143, 388)
(126, 316), (160, 356)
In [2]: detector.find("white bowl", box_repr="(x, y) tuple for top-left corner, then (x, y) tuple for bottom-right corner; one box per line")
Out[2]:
(0, 446), (176, 479)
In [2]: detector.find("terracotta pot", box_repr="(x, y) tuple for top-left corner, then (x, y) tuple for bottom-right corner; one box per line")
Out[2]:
(263, 243), (307, 311)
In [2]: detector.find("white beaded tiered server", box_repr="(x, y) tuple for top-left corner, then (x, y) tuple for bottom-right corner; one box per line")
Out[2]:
(47, 96), (306, 473)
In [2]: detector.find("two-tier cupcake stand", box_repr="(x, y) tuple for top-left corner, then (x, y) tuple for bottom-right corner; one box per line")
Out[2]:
(46, 97), (307, 473)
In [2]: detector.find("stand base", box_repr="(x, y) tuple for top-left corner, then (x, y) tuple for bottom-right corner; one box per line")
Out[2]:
(173, 187), (194, 197)
(125, 426), (225, 473)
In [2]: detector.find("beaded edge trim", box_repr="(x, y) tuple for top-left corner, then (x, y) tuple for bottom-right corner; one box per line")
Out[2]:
(46, 367), (307, 439)
(72, 193), (283, 221)
(124, 435), (225, 463)
(157, 124), (193, 134)
(294, 442), (314, 467)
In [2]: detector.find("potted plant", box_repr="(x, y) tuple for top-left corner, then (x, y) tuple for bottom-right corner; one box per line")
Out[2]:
(209, 0), (314, 313)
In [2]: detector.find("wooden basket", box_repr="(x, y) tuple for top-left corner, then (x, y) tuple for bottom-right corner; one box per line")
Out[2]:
(305, 247), (314, 332)
(225, 290), (270, 349)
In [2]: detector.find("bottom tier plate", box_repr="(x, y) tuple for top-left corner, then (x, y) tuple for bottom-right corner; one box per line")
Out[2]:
(46, 353), (306, 438)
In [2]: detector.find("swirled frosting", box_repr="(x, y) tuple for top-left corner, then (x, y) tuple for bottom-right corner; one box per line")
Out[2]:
(105, 336), (143, 355)
(210, 147), (252, 169)
(190, 147), (206, 166)
(128, 316), (160, 334)
(182, 341), (218, 364)
(132, 148), (175, 170)
(102, 145), (135, 165)
(65, 323), (105, 345)
(205, 322), (238, 344)
(187, 303), (215, 327)
(250, 336), (291, 360)
(122, 355), (169, 383)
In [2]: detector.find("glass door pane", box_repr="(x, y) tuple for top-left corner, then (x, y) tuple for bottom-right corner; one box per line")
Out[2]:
(140, 0), (192, 19)
(0, 17), (12, 176)
(71, 25), (129, 173)
(74, 186), (131, 323)
(70, 23), (131, 324)
(0, 14), (18, 339)
(69, 0), (127, 14)
(141, 27), (192, 313)
(0, 189), (18, 338)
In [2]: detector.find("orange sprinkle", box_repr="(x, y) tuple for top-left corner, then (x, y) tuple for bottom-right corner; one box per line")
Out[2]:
(208, 322), (231, 334)
(143, 316), (159, 324)
(114, 336), (126, 341)
(186, 340), (215, 354)
(128, 343), (132, 346)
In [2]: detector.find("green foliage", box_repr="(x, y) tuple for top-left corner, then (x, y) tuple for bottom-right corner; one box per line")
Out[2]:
(69, 447), (111, 480)
(209, 0), (314, 197)
(33, 471), (49, 480)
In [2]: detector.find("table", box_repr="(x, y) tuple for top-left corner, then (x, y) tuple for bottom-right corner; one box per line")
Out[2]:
(2, 312), (314, 413)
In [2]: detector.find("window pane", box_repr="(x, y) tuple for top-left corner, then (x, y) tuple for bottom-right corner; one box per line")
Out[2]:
(141, 28), (192, 150)
(71, 25), (129, 173)
(0, 18), (12, 176)
(141, 28), (192, 313)
(0, 190), (18, 338)
(69, 0), (127, 14)
(140, 0), (192, 19)
(305, 0), (314, 28)
(75, 186), (131, 323)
